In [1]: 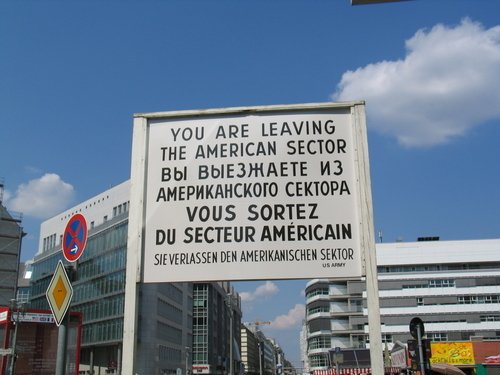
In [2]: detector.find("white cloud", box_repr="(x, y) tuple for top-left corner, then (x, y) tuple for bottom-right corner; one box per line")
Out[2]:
(271, 304), (305, 330)
(333, 18), (500, 147)
(240, 281), (279, 302)
(5, 173), (75, 219)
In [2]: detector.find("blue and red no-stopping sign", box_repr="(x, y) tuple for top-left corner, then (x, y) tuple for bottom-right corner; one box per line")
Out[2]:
(62, 213), (88, 262)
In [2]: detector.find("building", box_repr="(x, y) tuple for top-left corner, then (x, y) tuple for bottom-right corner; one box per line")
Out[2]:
(0, 181), (25, 307)
(192, 282), (242, 375)
(16, 262), (32, 304)
(28, 180), (243, 375)
(304, 238), (500, 370)
(241, 324), (289, 375)
(241, 325), (261, 375)
(299, 323), (309, 375)
(29, 181), (193, 375)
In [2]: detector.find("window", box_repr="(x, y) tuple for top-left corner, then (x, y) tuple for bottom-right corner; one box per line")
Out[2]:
(481, 315), (500, 322)
(417, 298), (424, 306)
(308, 336), (330, 350)
(428, 332), (447, 341)
(306, 288), (329, 299)
(403, 284), (426, 289)
(429, 279), (455, 288)
(308, 306), (329, 315)
(309, 354), (329, 367)
(382, 334), (393, 343)
(458, 295), (500, 304)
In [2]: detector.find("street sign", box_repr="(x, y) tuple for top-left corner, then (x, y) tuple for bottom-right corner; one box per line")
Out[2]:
(131, 102), (372, 283)
(410, 317), (425, 339)
(62, 213), (88, 262)
(46, 260), (73, 326)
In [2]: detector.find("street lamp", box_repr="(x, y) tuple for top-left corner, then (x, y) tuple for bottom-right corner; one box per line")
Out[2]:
(9, 299), (26, 375)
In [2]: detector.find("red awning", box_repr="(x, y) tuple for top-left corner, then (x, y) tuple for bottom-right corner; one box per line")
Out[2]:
(484, 355), (500, 365)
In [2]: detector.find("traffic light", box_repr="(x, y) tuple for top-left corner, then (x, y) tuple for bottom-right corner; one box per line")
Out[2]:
(407, 339), (431, 372)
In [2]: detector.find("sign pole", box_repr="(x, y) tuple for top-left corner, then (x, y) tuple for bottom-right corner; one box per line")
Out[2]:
(55, 314), (69, 375)
(352, 104), (383, 375)
(122, 116), (149, 375)
(416, 326), (426, 375)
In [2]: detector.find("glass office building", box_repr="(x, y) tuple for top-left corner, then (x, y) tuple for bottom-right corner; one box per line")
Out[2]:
(192, 282), (242, 375)
(29, 181), (193, 375)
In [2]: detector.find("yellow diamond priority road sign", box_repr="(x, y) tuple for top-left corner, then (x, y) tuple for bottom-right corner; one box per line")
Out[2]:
(46, 260), (73, 326)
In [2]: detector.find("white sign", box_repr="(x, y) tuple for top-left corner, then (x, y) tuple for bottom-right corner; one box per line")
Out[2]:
(192, 365), (211, 374)
(391, 347), (407, 368)
(18, 312), (56, 324)
(131, 102), (373, 282)
(0, 348), (13, 356)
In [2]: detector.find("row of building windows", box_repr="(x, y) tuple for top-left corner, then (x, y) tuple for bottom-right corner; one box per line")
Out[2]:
(481, 315), (500, 321)
(82, 318), (123, 345)
(112, 202), (129, 218)
(458, 295), (500, 304)
(309, 355), (328, 367)
(157, 321), (183, 345)
(158, 282), (185, 305)
(308, 306), (330, 315)
(31, 253), (61, 281)
(73, 271), (125, 303)
(379, 262), (500, 273)
(427, 332), (448, 341)
(403, 279), (456, 289)
(306, 288), (329, 299)
(59, 195), (110, 222)
(158, 297), (183, 325)
(81, 223), (127, 261)
(77, 248), (125, 281)
(158, 345), (182, 363)
(42, 233), (58, 252)
(414, 295), (500, 306)
(363, 334), (393, 344)
(75, 295), (124, 323)
(308, 336), (330, 350)
(35, 222), (127, 281)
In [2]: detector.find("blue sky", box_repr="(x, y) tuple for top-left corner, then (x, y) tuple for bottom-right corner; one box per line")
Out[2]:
(2, 0), (500, 368)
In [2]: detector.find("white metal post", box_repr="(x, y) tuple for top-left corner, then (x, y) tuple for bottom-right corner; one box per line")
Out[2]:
(352, 104), (383, 375)
(122, 117), (149, 375)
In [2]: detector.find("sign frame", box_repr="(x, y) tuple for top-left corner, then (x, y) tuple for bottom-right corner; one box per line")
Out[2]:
(129, 101), (374, 283)
(123, 102), (381, 375)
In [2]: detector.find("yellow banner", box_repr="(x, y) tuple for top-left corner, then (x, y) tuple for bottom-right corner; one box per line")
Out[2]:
(430, 342), (475, 365)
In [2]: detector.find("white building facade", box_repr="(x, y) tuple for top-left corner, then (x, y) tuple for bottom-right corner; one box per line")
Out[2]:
(304, 239), (500, 369)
